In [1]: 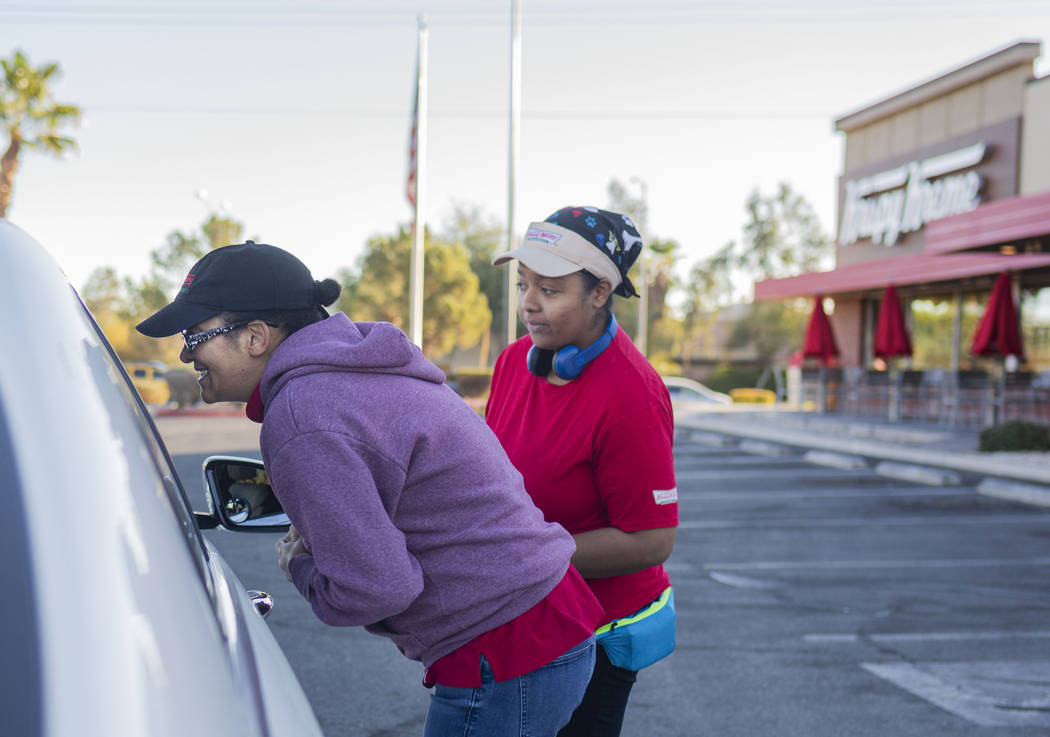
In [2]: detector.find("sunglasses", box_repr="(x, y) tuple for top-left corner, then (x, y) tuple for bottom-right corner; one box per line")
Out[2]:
(181, 321), (251, 353)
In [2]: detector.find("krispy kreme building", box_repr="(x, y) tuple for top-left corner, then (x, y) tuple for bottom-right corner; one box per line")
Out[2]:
(756, 41), (1050, 393)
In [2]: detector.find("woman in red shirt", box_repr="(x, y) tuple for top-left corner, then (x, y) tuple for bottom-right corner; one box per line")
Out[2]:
(487, 206), (679, 737)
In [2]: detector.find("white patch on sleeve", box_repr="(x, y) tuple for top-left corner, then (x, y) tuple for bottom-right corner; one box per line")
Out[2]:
(652, 487), (678, 505)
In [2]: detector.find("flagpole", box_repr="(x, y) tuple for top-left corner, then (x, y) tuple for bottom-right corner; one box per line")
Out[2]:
(505, 0), (522, 348)
(409, 16), (428, 348)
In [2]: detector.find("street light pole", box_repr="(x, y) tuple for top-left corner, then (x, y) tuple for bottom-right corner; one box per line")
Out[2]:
(409, 17), (428, 349)
(632, 177), (649, 358)
(505, 0), (522, 348)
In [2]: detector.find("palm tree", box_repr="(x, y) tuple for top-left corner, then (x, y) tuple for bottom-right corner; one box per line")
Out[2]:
(0, 49), (81, 218)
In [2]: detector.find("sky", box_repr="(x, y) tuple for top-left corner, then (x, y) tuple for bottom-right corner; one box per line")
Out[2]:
(5, 0), (1050, 301)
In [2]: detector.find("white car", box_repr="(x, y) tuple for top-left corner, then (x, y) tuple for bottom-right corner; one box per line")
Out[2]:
(662, 375), (733, 406)
(0, 220), (323, 737)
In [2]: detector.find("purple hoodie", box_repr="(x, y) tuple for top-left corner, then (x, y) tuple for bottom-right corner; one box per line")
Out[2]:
(259, 313), (576, 666)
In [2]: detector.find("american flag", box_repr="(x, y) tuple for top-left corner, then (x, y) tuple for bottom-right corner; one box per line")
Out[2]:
(406, 51), (420, 209)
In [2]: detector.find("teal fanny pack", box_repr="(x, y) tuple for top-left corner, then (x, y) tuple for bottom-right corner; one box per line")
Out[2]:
(595, 587), (676, 671)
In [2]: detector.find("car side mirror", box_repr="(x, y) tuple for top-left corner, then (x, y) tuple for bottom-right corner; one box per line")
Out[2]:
(203, 455), (291, 533)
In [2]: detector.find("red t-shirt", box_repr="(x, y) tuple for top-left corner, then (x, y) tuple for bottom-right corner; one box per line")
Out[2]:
(486, 329), (678, 623)
(424, 565), (602, 688)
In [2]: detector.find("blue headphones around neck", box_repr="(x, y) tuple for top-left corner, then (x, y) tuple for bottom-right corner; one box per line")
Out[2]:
(526, 313), (618, 380)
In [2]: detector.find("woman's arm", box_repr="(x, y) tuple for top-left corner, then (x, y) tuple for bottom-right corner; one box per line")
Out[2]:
(570, 526), (676, 579)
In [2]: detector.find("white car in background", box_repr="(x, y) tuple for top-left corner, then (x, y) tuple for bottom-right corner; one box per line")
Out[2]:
(0, 220), (322, 737)
(662, 375), (733, 407)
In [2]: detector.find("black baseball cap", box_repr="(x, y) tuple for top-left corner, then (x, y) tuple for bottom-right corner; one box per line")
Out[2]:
(136, 241), (321, 337)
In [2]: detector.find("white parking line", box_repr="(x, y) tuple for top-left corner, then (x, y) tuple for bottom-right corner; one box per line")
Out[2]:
(677, 487), (969, 501)
(675, 467), (865, 481)
(703, 557), (1050, 570)
(861, 661), (1050, 727)
(679, 514), (1050, 529)
(805, 630), (1050, 644)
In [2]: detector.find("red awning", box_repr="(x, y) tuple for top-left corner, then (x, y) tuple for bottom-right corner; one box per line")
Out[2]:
(802, 295), (839, 366)
(874, 284), (912, 359)
(754, 251), (1050, 300)
(971, 271), (1024, 358)
(925, 189), (1050, 255)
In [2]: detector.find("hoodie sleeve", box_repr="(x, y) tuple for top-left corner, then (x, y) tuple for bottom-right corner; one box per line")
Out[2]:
(268, 430), (424, 627)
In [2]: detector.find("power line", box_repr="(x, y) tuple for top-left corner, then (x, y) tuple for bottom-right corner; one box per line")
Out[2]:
(80, 104), (831, 120)
(1, 2), (1047, 27)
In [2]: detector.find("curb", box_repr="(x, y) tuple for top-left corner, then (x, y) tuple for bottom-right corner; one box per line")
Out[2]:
(977, 478), (1050, 507)
(875, 461), (962, 486)
(803, 450), (869, 470)
(677, 414), (1050, 487)
(682, 430), (739, 448)
(740, 439), (794, 457)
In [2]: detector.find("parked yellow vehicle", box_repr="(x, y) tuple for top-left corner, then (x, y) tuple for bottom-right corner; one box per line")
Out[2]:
(126, 361), (171, 405)
(729, 387), (777, 404)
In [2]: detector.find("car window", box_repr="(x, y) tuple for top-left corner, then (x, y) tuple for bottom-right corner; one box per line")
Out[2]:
(133, 368), (146, 378)
(71, 290), (213, 589)
(666, 385), (683, 397)
(0, 390), (42, 737)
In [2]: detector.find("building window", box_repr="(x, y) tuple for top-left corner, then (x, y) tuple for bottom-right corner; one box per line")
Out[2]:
(1022, 286), (1050, 372)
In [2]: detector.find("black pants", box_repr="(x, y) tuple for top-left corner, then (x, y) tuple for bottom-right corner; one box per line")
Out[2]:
(558, 644), (638, 737)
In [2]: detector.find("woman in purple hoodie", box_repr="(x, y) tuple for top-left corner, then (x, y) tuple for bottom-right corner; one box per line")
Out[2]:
(136, 241), (605, 737)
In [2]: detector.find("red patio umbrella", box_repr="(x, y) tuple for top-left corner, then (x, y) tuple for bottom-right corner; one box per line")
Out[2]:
(874, 284), (912, 359)
(970, 271), (1024, 359)
(803, 295), (839, 366)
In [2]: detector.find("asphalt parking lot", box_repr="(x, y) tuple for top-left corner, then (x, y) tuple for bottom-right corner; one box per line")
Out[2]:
(160, 415), (1050, 736)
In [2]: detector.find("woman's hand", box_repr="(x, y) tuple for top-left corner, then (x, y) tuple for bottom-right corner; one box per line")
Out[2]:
(276, 525), (311, 582)
(570, 526), (676, 579)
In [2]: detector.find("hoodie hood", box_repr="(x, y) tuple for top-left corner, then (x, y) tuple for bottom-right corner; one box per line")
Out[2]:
(260, 313), (445, 407)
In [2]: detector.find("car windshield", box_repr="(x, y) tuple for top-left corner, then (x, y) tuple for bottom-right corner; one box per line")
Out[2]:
(71, 289), (212, 585)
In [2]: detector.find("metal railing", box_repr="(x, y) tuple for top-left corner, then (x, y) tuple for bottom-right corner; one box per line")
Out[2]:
(799, 368), (1050, 427)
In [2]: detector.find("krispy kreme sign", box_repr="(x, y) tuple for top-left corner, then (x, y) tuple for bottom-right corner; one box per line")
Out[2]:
(839, 142), (986, 246)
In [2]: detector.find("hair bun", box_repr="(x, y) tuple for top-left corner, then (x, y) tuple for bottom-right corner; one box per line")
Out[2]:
(315, 278), (342, 307)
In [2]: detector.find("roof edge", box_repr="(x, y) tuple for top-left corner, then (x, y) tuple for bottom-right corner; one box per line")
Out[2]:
(834, 40), (1041, 133)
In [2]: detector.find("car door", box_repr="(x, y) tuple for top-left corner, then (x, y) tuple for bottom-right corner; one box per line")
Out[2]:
(0, 221), (322, 737)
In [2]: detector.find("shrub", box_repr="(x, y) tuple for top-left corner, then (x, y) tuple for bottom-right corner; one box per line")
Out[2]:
(978, 420), (1050, 452)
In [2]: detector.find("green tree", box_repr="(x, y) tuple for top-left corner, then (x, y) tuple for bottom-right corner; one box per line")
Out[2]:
(680, 243), (734, 366)
(685, 183), (832, 372)
(684, 242), (735, 315)
(727, 299), (809, 369)
(731, 184), (831, 369)
(605, 177), (683, 365)
(442, 204), (506, 362)
(126, 213), (245, 315)
(736, 182), (831, 279)
(81, 266), (125, 316)
(339, 225), (491, 359)
(443, 203), (504, 322)
(0, 49), (80, 217)
(81, 264), (171, 362)
(612, 236), (681, 355)
(145, 213), (244, 292)
(84, 212), (247, 365)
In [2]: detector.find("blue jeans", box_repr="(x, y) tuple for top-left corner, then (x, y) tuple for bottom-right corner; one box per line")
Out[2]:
(422, 636), (596, 737)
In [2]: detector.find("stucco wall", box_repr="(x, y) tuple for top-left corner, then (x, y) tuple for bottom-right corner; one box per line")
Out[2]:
(842, 63), (1031, 174)
(831, 298), (864, 368)
(1020, 75), (1050, 195)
